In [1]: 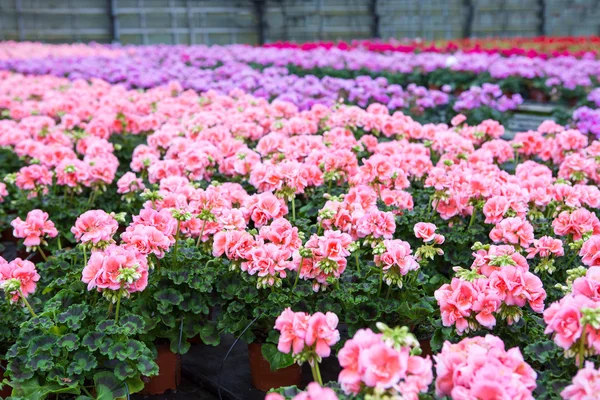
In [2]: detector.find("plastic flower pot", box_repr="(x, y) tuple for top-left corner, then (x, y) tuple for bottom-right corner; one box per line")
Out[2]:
(140, 343), (181, 395)
(247, 343), (301, 392)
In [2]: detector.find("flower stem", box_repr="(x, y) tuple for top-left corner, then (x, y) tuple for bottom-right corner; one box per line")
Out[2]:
(377, 267), (383, 296)
(385, 285), (392, 300)
(469, 207), (477, 227)
(173, 219), (181, 263)
(82, 246), (87, 266)
(579, 324), (586, 368)
(291, 196), (296, 222)
(310, 360), (323, 386)
(19, 289), (37, 318)
(292, 257), (302, 291)
(197, 219), (207, 247)
(37, 246), (48, 262)
(57, 236), (62, 250)
(114, 288), (123, 323)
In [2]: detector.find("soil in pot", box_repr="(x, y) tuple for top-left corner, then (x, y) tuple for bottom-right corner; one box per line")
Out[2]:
(247, 343), (302, 392)
(141, 343), (181, 395)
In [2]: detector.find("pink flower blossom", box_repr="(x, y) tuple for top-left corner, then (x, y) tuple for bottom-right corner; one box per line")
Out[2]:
(489, 217), (535, 248)
(11, 209), (58, 248)
(81, 244), (149, 294)
(305, 312), (340, 358)
(0, 258), (40, 303)
(71, 210), (119, 246)
(561, 361), (600, 400)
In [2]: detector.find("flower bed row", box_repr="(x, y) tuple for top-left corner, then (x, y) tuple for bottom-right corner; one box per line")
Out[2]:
(263, 36), (600, 58)
(1, 71), (600, 399)
(0, 42), (597, 105)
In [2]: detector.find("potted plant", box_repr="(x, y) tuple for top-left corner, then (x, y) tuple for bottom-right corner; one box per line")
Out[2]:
(2, 243), (158, 399)
(212, 212), (317, 390)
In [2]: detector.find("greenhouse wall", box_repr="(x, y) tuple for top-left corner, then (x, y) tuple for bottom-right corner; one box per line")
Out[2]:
(0, 0), (599, 44)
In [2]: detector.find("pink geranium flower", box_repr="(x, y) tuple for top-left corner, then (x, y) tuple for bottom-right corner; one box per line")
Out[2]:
(11, 209), (58, 248)
(0, 257), (40, 303)
(71, 210), (119, 246)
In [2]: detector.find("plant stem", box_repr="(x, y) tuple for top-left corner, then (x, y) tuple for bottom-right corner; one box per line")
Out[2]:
(377, 267), (383, 296)
(385, 285), (392, 300)
(108, 302), (113, 318)
(292, 257), (302, 291)
(311, 361), (323, 386)
(57, 236), (62, 250)
(83, 246), (87, 266)
(19, 289), (37, 317)
(469, 208), (477, 227)
(114, 287), (123, 323)
(291, 196), (296, 222)
(197, 219), (207, 247)
(355, 252), (360, 274)
(37, 246), (48, 262)
(579, 324), (586, 368)
(81, 386), (94, 398)
(173, 219), (181, 263)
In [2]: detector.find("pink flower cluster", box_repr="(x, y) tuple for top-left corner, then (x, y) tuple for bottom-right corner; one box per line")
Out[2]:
(489, 217), (535, 248)
(294, 230), (353, 291)
(11, 209), (58, 248)
(374, 239), (419, 287)
(121, 208), (176, 259)
(544, 266), (600, 354)
(0, 256), (40, 303)
(81, 244), (149, 296)
(319, 185), (398, 241)
(274, 308), (340, 360)
(71, 210), (119, 247)
(435, 258), (545, 333)
(338, 327), (432, 399)
(561, 361), (600, 400)
(213, 217), (301, 288)
(265, 383), (338, 400)
(413, 222), (444, 244)
(434, 335), (537, 399)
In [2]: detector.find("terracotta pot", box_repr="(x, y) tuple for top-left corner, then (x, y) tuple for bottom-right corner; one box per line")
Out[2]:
(529, 88), (549, 103)
(0, 361), (11, 398)
(248, 343), (301, 392)
(141, 343), (181, 395)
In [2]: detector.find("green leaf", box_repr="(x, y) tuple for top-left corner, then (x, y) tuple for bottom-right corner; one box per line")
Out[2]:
(125, 375), (144, 394)
(29, 353), (54, 371)
(10, 377), (80, 400)
(199, 322), (220, 346)
(81, 332), (105, 351)
(28, 335), (58, 356)
(96, 320), (119, 334)
(261, 344), (294, 371)
(57, 304), (89, 330)
(93, 371), (126, 400)
(67, 351), (98, 376)
(154, 288), (184, 305)
(113, 361), (136, 381)
(136, 355), (159, 377)
(119, 315), (146, 335)
(57, 333), (79, 352)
